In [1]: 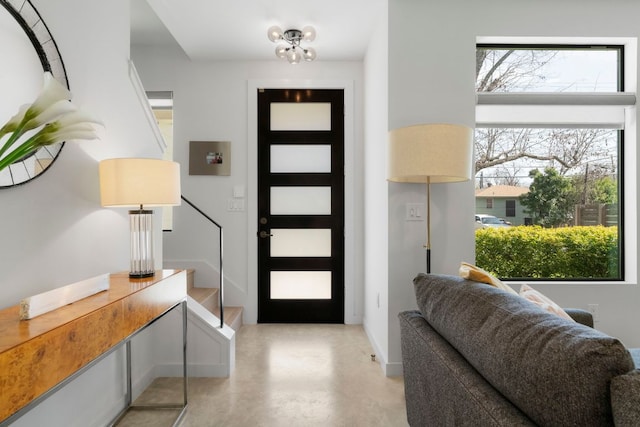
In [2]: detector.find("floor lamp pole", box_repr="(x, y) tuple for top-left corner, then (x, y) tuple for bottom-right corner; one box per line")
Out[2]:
(425, 178), (431, 274)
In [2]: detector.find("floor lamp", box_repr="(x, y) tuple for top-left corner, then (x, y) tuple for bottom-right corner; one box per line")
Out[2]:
(388, 124), (473, 273)
(99, 158), (181, 278)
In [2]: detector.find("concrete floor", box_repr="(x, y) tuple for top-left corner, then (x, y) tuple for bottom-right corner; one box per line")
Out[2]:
(118, 324), (407, 427)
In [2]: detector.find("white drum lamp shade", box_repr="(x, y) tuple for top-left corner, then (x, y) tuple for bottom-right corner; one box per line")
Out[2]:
(388, 123), (473, 184)
(99, 158), (181, 208)
(99, 158), (181, 277)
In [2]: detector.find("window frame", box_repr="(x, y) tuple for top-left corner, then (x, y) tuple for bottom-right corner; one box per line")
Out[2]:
(475, 41), (637, 283)
(486, 198), (493, 209)
(476, 43), (625, 92)
(505, 200), (516, 218)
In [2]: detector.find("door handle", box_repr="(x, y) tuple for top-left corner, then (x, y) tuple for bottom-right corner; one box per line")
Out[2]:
(259, 231), (273, 238)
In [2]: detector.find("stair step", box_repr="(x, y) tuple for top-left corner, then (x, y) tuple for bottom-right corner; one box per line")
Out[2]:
(184, 269), (241, 330)
(186, 269), (195, 290)
(213, 306), (243, 331)
(187, 287), (219, 313)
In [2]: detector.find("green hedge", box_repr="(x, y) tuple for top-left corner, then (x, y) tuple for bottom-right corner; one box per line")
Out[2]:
(475, 226), (619, 279)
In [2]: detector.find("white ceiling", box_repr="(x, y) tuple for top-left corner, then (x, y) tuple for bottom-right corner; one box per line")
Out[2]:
(130, 0), (386, 62)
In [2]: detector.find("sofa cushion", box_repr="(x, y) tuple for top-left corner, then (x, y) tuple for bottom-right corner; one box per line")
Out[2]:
(399, 310), (536, 426)
(519, 284), (574, 321)
(458, 262), (518, 295)
(414, 273), (634, 427)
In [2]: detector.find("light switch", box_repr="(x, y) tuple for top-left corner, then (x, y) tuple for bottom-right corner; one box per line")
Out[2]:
(233, 185), (245, 198)
(406, 203), (425, 221)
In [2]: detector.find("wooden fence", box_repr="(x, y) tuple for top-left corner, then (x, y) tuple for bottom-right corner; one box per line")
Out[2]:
(574, 204), (618, 227)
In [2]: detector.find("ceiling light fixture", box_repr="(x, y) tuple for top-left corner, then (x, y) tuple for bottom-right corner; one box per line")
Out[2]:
(267, 25), (316, 64)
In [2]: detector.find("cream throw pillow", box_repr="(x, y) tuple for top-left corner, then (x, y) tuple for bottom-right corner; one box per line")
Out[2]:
(519, 284), (575, 322)
(458, 262), (518, 296)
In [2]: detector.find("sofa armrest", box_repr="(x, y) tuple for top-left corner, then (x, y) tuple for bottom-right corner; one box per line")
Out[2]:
(611, 370), (640, 426)
(398, 310), (536, 426)
(564, 308), (594, 327)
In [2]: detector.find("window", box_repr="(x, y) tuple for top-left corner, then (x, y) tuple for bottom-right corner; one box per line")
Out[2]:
(146, 91), (175, 231)
(486, 198), (493, 209)
(475, 43), (634, 281)
(477, 45), (621, 93)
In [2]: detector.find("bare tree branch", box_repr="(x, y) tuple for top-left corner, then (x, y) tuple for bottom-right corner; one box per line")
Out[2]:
(475, 49), (616, 183)
(476, 50), (514, 91)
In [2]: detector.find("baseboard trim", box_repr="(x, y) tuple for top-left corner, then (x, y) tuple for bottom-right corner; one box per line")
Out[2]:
(362, 319), (403, 377)
(155, 363), (231, 378)
(384, 362), (404, 377)
(132, 361), (230, 401)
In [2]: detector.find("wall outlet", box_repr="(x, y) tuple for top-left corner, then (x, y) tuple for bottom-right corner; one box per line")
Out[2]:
(588, 304), (599, 321)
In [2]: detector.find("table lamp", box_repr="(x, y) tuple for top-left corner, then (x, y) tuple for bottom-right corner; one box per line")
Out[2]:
(99, 158), (181, 278)
(388, 123), (473, 273)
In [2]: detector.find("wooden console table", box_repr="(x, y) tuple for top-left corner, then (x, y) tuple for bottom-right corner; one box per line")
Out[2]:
(0, 269), (188, 426)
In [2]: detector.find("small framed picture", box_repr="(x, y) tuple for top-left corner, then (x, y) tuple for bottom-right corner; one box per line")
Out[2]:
(189, 141), (231, 176)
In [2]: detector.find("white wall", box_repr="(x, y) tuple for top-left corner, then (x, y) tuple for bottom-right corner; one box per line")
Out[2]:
(0, 0), (166, 304)
(386, 0), (640, 373)
(362, 2), (393, 374)
(130, 45), (366, 324)
(1, 0), (171, 425)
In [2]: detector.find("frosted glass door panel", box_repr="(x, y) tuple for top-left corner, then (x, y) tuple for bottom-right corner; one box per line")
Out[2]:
(271, 187), (331, 215)
(271, 103), (331, 130)
(270, 145), (331, 173)
(271, 271), (332, 299)
(271, 229), (331, 257)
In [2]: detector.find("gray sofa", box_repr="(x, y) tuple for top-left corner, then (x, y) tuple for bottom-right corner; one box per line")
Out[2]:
(399, 273), (640, 426)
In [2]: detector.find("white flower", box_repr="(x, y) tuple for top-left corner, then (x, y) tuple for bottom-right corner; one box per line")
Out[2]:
(24, 99), (77, 130)
(0, 104), (28, 138)
(54, 110), (103, 128)
(23, 72), (72, 124)
(0, 72), (102, 172)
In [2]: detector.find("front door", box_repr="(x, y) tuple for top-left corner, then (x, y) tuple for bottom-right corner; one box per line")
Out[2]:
(257, 88), (344, 323)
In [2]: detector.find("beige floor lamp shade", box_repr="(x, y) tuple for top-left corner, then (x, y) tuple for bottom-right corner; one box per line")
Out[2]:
(388, 123), (473, 272)
(99, 158), (181, 277)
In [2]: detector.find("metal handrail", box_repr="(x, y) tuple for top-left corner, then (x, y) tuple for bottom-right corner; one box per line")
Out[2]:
(180, 196), (224, 328)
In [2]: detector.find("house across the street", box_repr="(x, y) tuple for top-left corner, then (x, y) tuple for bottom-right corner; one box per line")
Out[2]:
(475, 185), (530, 226)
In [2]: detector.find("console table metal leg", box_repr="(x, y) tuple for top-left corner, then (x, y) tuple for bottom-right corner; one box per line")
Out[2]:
(126, 340), (133, 408)
(182, 299), (188, 408)
(176, 299), (189, 424)
(111, 300), (188, 426)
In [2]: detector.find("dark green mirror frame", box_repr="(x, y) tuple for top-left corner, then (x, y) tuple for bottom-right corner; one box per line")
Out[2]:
(0, 0), (68, 188)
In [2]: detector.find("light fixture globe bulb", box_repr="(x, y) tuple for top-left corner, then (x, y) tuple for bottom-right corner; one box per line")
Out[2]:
(303, 47), (317, 61)
(267, 25), (283, 42)
(275, 45), (288, 59)
(287, 48), (302, 64)
(301, 26), (316, 42)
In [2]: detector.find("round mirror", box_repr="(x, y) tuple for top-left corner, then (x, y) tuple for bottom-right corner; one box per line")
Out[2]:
(0, 0), (68, 188)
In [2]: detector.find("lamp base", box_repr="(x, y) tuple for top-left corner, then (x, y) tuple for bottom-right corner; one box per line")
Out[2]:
(129, 271), (155, 279)
(129, 209), (155, 278)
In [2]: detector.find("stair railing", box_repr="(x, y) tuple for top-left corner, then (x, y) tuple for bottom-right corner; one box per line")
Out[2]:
(180, 196), (224, 328)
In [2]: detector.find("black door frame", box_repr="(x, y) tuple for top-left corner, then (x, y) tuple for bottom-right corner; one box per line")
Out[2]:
(257, 88), (345, 323)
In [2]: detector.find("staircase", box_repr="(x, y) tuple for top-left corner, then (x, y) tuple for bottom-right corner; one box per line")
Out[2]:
(186, 269), (243, 330)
